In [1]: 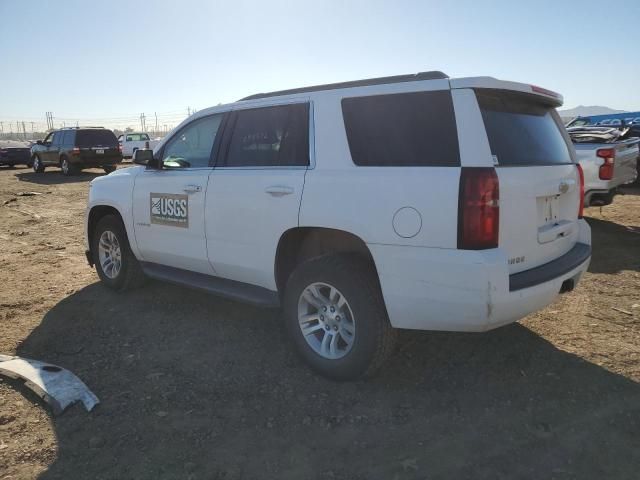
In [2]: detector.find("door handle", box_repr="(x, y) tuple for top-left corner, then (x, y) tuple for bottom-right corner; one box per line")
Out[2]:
(183, 184), (202, 193)
(265, 186), (294, 197)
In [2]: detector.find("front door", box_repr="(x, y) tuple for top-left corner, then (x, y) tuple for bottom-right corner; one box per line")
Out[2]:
(132, 113), (225, 275)
(42, 131), (60, 165)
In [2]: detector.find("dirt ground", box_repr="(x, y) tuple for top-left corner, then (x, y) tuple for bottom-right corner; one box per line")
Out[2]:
(0, 164), (639, 480)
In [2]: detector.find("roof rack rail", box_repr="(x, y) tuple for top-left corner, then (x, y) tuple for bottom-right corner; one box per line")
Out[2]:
(57, 126), (105, 130)
(239, 71), (449, 101)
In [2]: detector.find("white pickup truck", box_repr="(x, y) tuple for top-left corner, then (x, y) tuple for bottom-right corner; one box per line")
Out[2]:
(117, 132), (159, 158)
(568, 126), (639, 206)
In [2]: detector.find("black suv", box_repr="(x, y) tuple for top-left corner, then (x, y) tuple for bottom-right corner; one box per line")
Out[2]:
(31, 127), (122, 175)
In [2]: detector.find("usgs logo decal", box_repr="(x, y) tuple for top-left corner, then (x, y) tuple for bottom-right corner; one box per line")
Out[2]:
(150, 193), (189, 228)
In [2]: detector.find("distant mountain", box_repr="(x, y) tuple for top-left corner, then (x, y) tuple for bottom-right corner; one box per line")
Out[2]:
(558, 105), (627, 118)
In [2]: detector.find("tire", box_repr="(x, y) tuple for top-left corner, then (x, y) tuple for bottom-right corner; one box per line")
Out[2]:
(60, 156), (78, 176)
(32, 155), (45, 173)
(284, 253), (396, 380)
(92, 214), (146, 291)
(103, 165), (116, 174)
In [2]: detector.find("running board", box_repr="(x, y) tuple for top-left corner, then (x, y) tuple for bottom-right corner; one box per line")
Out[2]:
(140, 262), (280, 308)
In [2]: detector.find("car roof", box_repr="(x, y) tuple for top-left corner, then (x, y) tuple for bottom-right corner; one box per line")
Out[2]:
(239, 71), (449, 101)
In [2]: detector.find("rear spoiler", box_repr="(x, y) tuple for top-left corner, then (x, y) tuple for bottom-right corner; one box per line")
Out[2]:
(450, 77), (563, 106)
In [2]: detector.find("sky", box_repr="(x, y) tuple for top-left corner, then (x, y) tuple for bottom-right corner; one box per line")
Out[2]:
(1, 0), (639, 131)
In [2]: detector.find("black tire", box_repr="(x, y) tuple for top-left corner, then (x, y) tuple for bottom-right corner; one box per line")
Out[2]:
(32, 155), (45, 173)
(92, 214), (146, 291)
(284, 253), (396, 380)
(103, 165), (117, 174)
(60, 156), (78, 176)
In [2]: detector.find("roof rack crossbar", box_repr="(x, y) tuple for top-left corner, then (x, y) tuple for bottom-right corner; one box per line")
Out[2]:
(239, 71), (449, 101)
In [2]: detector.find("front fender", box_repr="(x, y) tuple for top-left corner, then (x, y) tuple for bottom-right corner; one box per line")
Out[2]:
(85, 166), (142, 259)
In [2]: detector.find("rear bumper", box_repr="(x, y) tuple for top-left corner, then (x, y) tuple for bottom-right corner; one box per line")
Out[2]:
(370, 219), (591, 332)
(73, 155), (122, 166)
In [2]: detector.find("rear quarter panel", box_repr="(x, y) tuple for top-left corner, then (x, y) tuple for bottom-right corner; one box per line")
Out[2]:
(299, 82), (460, 248)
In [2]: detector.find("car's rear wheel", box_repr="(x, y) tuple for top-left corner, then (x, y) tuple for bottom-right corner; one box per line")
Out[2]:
(92, 214), (146, 291)
(284, 253), (396, 380)
(32, 155), (45, 173)
(60, 156), (78, 176)
(103, 165), (116, 174)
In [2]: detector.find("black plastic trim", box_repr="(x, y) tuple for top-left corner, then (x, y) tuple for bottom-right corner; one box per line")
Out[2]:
(509, 243), (591, 292)
(140, 262), (280, 308)
(239, 71), (449, 101)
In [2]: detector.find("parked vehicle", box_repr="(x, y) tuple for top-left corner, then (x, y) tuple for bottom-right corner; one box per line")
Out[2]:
(117, 132), (160, 158)
(31, 127), (122, 176)
(0, 140), (31, 167)
(566, 112), (640, 139)
(84, 71), (591, 379)
(567, 126), (639, 206)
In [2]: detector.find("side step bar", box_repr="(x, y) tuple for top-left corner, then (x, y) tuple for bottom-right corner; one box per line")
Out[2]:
(140, 262), (280, 308)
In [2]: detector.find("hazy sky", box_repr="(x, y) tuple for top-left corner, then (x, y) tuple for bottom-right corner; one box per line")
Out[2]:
(1, 0), (639, 130)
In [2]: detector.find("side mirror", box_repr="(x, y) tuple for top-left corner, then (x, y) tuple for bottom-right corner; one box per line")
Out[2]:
(36, 140), (43, 145)
(133, 149), (161, 168)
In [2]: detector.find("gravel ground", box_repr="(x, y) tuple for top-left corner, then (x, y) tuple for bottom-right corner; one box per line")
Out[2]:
(0, 165), (639, 480)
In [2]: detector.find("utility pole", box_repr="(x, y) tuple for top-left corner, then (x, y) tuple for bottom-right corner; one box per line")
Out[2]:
(155, 112), (158, 135)
(187, 106), (191, 116)
(30, 121), (35, 134)
(140, 113), (146, 131)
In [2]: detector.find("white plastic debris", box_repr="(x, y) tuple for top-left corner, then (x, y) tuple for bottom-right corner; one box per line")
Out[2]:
(0, 354), (99, 415)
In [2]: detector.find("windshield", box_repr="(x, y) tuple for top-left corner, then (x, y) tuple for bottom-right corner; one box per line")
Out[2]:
(75, 130), (118, 148)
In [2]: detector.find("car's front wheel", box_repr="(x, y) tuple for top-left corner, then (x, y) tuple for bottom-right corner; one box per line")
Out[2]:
(32, 155), (45, 173)
(284, 254), (396, 380)
(92, 214), (146, 291)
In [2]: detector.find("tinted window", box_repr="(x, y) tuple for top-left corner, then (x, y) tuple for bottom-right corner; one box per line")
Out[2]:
(162, 114), (223, 168)
(476, 90), (572, 166)
(341, 91), (460, 167)
(62, 131), (74, 145)
(76, 130), (118, 148)
(222, 103), (309, 167)
(50, 132), (62, 146)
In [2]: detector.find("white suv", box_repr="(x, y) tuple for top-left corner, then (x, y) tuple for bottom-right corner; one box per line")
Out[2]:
(85, 71), (591, 379)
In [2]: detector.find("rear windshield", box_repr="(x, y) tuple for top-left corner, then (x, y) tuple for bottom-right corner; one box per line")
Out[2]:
(476, 90), (572, 166)
(75, 130), (118, 148)
(341, 90), (460, 167)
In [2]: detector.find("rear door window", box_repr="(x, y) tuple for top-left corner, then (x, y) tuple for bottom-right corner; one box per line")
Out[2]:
(221, 103), (310, 167)
(76, 130), (118, 148)
(62, 131), (74, 145)
(476, 90), (572, 166)
(341, 91), (460, 167)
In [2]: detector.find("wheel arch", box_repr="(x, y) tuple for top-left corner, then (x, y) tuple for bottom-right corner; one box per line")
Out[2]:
(274, 227), (379, 297)
(87, 204), (128, 262)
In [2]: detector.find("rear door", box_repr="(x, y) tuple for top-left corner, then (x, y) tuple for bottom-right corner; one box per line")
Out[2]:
(472, 89), (582, 274)
(205, 101), (310, 290)
(76, 130), (120, 163)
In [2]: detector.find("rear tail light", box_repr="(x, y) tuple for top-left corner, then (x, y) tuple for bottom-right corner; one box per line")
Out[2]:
(576, 163), (585, 218)
(72, 147), (80, 156)
(597, 148), (615, 180)
(458, 167), (500, 250)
